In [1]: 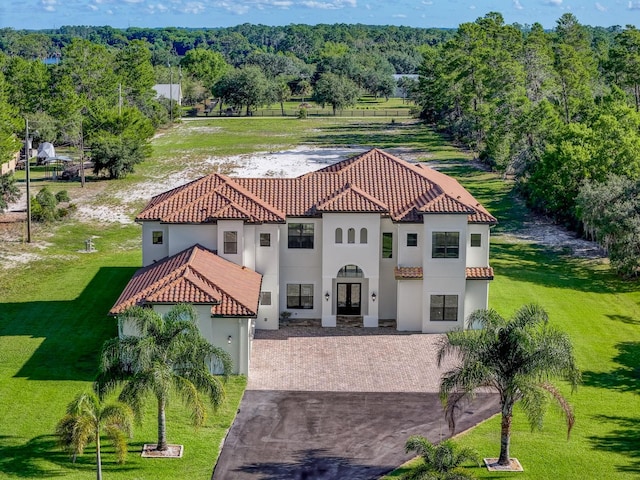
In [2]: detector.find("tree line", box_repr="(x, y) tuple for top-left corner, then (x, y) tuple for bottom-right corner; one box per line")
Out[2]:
(416, 12), (640, 277)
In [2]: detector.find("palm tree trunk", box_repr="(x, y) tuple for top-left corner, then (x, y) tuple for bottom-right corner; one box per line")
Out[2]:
(157, 397), (168, 451)
(498, 411), (512, 465)
(96, 430), (102, 480)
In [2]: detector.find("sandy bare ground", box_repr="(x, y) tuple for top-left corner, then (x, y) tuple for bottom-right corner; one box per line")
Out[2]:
(0, 145), (604, 267)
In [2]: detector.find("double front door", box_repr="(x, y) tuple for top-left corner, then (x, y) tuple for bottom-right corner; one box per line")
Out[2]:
(337, 283), (361, 315)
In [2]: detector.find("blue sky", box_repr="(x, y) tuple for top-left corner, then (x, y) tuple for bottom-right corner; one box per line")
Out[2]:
(2, 0), (640, 31)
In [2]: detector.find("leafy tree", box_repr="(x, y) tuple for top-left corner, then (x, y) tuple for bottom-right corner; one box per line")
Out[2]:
(95, 304), (232, 452)
(180, 48), (228, 88)
(114, 40), (156, 110)
(404, 436), (479, 480)
(214, 66), (269, 116)
(3, 56), (50, 115)
(0, 172), (19, 212)
(313, 73), (360, 115)
(438, 304), (580, 467)
(0, 71), (22, 164)
(608, 26), (640, 111)
(30, 187), (73, 222)
(56, 391), (133, 480)
(577, 175), (640, 277)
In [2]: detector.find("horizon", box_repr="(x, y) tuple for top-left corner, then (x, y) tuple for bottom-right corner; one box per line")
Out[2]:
(2, 1), (639, 32)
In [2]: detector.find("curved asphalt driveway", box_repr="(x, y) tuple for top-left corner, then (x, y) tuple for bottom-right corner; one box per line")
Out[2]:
(213, 328), (499, 480)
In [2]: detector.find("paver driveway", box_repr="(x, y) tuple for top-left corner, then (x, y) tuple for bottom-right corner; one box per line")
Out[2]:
(213, 327), (500, 480)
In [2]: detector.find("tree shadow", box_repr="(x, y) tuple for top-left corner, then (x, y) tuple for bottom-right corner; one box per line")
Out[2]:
(0, 434), (138, 478)
(582, 342), (640, 393)
(0, 266), (137, 381)
(588, 415), (640, 474)
(234, 448), (396, 480)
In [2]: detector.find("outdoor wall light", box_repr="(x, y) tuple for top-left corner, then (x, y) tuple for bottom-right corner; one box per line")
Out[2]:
(371, 292), (377, 302)
(325, 292), (330, 301)
(227, 335), (232, 344)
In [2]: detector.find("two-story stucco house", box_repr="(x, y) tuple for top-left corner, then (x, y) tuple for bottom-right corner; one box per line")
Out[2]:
(110, 148), (496, 374)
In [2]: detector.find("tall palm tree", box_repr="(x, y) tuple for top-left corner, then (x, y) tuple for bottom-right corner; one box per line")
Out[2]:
(56, 391), (133, 480)
(404, 436), (479, 479)
(95, 304), (232, 452)
(437, 304), (581, 466)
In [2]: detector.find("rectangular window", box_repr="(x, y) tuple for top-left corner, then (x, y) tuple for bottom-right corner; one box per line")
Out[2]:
(152, 231), (163, 245)
(382, 232), (393, 258)
(288, 223), (314, 249)
(432, 232), (460, 258)
(430, 295), (458, 321)
(259, 233), (271, 247)
(470, 233), (482, 247)
(407, 233), (418, 247)
(223, 231), (238, 254)
(287, 284), (314, 309)
(260, 291), (272, 305)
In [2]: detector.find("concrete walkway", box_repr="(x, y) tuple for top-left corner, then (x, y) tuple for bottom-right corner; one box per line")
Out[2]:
(213, 327), (500, 479)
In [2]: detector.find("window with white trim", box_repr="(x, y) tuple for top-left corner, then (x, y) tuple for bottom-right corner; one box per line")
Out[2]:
(382, 232), (393, 258)
(335, 228), (343, 244)
(347, 228), (355, 244)
(470, 233), (481, 247)
(152, 231), (163, 245)
(286, 284), (314, 309)
(260, 291), (272, 305)
(407, 233), (418, 247)
(288, 223), (314, 249)
(223, 231), (238, 254)
(260, 233), (271, 247)
(430, 295), (458, 321)
(360, 228), (368, 244)
(432, 232), (460, 258)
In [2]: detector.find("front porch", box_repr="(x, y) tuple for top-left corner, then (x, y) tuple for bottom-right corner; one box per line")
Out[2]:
(281, 316), (397, 329)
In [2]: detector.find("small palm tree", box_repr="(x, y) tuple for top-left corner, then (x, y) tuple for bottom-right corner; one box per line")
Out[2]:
(438, 304), (581, 466)
(95, 304), (232, 452)
(404, 436), (479, 479)
(56, 391), (133, 480)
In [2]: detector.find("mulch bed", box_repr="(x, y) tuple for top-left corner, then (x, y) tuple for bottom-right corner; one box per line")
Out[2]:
(484, 457), (524, 472)
(141, 444), (184, 458)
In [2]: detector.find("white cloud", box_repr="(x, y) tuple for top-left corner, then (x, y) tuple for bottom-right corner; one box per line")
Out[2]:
(216, 1), (250, 14)
(544, 0), (562, 5)
(422, 1), (433, 4)
(513, 0), (523, 10)
(301, 0), (356, 9)
(392, 13), (406, 18)
(40, 0), (57, 11)
(595, 2), (606, 11)
(181, 2), (205, 13)
(122, 0), (145, 3)
(469, 4), (476, 9)
(87, 3), (98, 9)
(629, 1), (640, 10)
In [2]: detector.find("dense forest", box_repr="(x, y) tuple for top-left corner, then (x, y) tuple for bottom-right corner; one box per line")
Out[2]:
(0, 17), (638, 276)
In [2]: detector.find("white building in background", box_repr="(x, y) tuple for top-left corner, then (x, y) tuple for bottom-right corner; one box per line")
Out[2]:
(110, 148), (496, 374)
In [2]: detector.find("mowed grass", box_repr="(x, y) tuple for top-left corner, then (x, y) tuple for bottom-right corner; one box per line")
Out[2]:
(3, 119), (639, 479)
(383, 166), (640, 479)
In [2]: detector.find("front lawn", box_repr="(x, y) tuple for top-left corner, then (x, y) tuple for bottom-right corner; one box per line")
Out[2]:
(383, 167), (640, 479)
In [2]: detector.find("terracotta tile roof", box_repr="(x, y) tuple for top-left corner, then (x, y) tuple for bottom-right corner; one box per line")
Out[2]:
(395, 267), (424, 279)
(137, 173), (286, 224)
(110, 245), (262, 317)
(137, 149), (497, 225)
(466, 267), (494, 280)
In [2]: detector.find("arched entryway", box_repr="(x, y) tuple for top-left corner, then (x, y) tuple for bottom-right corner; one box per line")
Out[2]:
(336, 265), (363, 316)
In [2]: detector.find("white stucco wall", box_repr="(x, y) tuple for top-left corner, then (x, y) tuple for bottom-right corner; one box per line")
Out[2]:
(466, 224), (491, 268)
(141, 222), (169, 266)
(321, 213), (381, 327)
(464, 280), (490, 329)
(255, 224), (281, 330)
(396, 280), (422, 331)
(169, 224), (218, 258)
(379, 218), (398, 320)
(217, 220), (245, 266)
(279, 219), (323, 320)
(397, 224), (422, 267)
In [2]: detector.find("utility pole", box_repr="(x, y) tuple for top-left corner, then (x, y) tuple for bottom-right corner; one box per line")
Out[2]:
(24, 119), (31, 243)
(169, 62), (173, 124)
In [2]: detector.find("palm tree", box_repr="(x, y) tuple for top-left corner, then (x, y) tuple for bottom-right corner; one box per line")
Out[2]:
(437, 304), (581, 467)
(404, 436), (479, 479)
(95, 304), (232, 452)
(56, 391), (133, 480)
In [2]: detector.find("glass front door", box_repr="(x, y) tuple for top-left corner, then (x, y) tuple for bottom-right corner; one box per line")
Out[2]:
(337, 283), (361, 315)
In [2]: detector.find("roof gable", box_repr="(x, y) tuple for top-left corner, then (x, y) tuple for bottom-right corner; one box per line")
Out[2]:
(137, 149), (497, 225)
(110, 245), (262, 317)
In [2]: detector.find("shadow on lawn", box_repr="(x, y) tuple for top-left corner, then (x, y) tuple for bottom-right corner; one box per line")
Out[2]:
(0, 434), (138, 478)
(588, 415), (640, 474)
(582, 342), (640, 393)
(235, 448), (396, 480)
(0, 266), (137, 381)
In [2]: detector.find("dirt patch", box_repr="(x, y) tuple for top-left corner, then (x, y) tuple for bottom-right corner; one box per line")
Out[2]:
(484, 457), (524, 472)
(141, 444), (183, 458)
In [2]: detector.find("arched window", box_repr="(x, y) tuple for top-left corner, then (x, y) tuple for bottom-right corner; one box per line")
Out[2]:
(347, 228), (355, 244)
(337, 264), (364, 278)
(335, 228), (343, 243)
(360, 228), (368, 244)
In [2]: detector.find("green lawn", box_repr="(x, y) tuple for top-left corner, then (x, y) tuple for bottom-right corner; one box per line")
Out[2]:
(2, 119), (639, 479)
(383, 165), (640, 479)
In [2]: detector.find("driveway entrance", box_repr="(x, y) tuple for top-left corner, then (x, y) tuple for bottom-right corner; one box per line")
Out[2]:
(213, 327), (499, 479)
